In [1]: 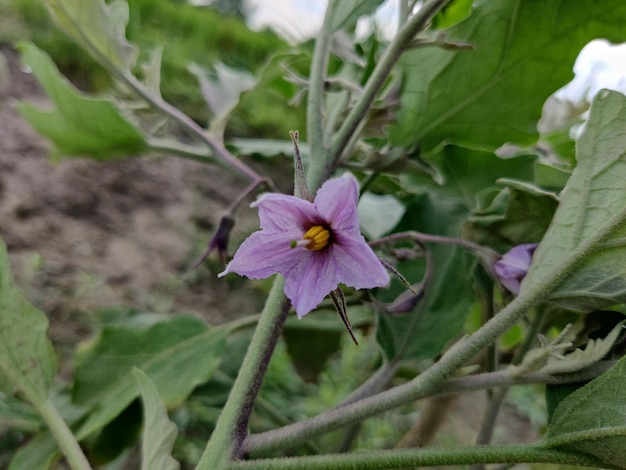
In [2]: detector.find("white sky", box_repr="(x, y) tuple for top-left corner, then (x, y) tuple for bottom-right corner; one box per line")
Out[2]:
(244, 0), (398, 43)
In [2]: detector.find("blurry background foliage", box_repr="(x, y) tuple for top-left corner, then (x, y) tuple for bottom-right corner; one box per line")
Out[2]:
(2, 0), (307, 138)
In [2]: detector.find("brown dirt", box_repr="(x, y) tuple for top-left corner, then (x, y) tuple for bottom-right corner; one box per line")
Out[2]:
(0, 44), (267, 348)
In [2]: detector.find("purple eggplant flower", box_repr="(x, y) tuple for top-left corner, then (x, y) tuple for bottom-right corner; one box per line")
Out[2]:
(494, 243), (538, 295)
(219, 173), (389, 317)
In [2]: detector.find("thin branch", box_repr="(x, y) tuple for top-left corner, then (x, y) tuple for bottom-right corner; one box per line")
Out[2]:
(370, 230), (500, 261)
(325, 0), (453, 185)
(149, 137), (216, 164)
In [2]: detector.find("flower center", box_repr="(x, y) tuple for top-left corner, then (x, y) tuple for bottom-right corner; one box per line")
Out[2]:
(289, 225), (332, 251)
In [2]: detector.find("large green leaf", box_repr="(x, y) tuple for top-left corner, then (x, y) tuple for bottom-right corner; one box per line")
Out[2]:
(545, 355), (626, 467)
(73, 314), (227, 439)
(523, 90), (626, 310)
(8, 432), (58, 470)
(17, 42), (147, 160)
(43, 0), (137, 73)
(327, 0), (383, 33)
(390, 0), (626, 152)
(399, 145), (535, 207)
(0, 238), (56, 405)
(463, 184), (558, 251)
(134, 369), (180, 470)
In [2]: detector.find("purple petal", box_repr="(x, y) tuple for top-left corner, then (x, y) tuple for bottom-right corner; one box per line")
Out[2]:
(314, 173), (360, 231)
(253, 193), (319, 232)
(332, 229), (389, 289)
(284, 251), (338, 318)
(219, 230), (304, 279)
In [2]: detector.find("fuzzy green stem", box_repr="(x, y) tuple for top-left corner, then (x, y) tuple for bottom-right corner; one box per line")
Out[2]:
(305, 2), (335, 192)
(323, 0), (452, 186)
(229, 444), (608, 470)
(35, 398), (92, 470)
(196, 276), (289, 469)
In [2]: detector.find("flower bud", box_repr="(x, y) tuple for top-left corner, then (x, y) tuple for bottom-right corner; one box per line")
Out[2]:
(494, 243), (538, 294)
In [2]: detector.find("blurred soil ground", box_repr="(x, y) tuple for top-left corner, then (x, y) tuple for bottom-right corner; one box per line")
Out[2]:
(0, 44), (267, 351)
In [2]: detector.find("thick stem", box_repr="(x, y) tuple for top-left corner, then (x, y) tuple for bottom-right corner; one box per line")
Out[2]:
(35, 398), (92, 470)
(305, 3), (335, 191)
(324, 0), (452, 186)
(242, 359), (614, 455)
(196, 277), (290, 469)
(228, 444), (608, 470)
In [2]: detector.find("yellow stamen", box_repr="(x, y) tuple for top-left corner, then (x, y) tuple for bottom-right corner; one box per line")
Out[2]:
(303, 225), (331, 251)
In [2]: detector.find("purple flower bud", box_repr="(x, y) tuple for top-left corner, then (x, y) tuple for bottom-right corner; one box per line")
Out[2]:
(209, 214), (235, 264)
(494, 243), (538, 295)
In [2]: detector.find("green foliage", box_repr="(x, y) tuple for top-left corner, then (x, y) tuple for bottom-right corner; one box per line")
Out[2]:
(390, 0), (626, 152)
(44, 0), (138, 73)
(545, 355), (626, 467)
(0, 238), (56, 405)
(134, 369), (180, 470)
(327, 0), (384, 33)
(17, 42), (147, 159)
(10, 0), (296, 133)
(73, 313), (227, 439)
(524, 90), (626, 310)
(432, 0), (473, 30)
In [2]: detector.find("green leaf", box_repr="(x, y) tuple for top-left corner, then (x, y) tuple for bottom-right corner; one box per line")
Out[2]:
(327, 0), (383, 33)
(390, 0), (626, 152)
(399, 145), (535, 207)
(283, 308), (373, 382)
(376, 193), (476, 361)
(545, 355), (626, 467)
(17, 42), (147, 160)
(0, 237), (56, 405)
(189, 61), (256, 136)
(463, 184), (558, 251)
(73, 314), (227, 439)
(541, 320), (625, 375)
(8, 432), (58, 470)
(432, 0), (473, 30)
(523, 90), (626, 311)
(134, 369), (180, 470)
(43, 0), (137, 73)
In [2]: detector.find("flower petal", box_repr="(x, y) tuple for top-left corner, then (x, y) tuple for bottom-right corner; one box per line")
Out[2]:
(284, 251), (338, 318)
(254, 193), (319, 232)
(219, 230), (303, 279)
(314, 173), (360, 231)
(332, 230), (389, 289)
